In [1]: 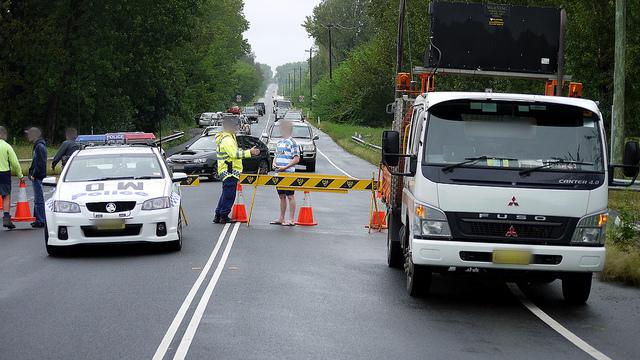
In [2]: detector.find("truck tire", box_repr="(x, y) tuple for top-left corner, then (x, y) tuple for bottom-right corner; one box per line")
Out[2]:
(562, 272), (592, 304)
(387, 215), (403, 268)
(405, 250), (431, 297)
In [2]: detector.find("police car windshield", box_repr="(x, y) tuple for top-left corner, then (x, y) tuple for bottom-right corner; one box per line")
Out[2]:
(188, 137), (217, 150)
(64, 153), (164, 182)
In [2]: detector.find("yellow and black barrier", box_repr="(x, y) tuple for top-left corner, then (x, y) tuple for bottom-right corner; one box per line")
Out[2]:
(180, 176), (201, 187)
(239, 173), (379, 193)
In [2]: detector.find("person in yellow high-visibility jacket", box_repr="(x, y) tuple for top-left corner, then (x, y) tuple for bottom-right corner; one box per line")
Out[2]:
(213, 116), (260, 224)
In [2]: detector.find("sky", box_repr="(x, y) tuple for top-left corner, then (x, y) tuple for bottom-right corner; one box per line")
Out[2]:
(243, 0), (321, 72)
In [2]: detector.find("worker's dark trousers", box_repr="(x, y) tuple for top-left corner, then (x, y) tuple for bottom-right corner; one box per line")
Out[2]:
(215, 177), (238, 218)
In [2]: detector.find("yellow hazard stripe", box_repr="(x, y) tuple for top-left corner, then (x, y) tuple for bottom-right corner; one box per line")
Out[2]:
(239, 173), (378, 192)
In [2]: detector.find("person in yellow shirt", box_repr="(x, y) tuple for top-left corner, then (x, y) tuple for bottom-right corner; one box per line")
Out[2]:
(0, 126), (25, 229)
(213, 116), (260, 224)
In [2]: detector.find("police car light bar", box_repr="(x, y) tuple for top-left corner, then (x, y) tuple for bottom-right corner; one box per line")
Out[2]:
(76, 132), (157, 146)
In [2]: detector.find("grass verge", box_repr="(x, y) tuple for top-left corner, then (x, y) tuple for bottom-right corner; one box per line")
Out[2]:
(316, 121), (384, 165)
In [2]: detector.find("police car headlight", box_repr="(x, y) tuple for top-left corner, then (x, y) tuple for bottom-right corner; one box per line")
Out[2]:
(413, 203), (451, 239)
(571, 211), (608, 245)
(192, 158), (207, 164)
(53, 201), (81, 213)
(142, 197), (170, 211)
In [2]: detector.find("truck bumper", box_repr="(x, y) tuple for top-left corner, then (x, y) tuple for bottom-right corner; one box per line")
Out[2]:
(412, 239), (605, 272)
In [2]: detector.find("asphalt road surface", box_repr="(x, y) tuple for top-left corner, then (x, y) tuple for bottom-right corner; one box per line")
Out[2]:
(1, 85), (639, 360)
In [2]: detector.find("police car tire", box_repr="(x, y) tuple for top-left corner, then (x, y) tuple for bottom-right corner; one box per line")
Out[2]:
(167, 214), (183, 252)
(44, 226), (65, 257)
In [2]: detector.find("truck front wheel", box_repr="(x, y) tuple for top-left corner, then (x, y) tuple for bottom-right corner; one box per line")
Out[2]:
(405, 249), (431, 297)
(387, 212), (404, 268)
(562, 272), (592, 304)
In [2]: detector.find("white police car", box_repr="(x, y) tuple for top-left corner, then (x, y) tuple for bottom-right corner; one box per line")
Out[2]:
(43, 133), (187, 256)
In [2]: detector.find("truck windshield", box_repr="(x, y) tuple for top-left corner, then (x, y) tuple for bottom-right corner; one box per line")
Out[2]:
(276, 101), (291, 109)
(424, 100), (605, 173)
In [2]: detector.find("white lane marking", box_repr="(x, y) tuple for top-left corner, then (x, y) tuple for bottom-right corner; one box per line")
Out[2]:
(508, 284), (612, 360)
(152, 223), (231, 360)
(172, 222), (241, 360)
(317, 148), (354, 178)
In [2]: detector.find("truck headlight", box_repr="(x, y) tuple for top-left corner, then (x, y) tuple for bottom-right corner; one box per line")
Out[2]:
(192, 158), (207, 164)
(142, 197), (170, 211)
(413, 203), (451, 238)
(53, 201), (81, 213)
(571, 211), (608, 245)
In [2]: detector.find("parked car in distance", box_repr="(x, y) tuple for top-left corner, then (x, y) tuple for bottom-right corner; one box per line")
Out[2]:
(263, 122), (318, 172)
(283, 110), (304, 122)
(243, 106), (260, 124)
(202, 125), (223, 136)
(198, 112), (221, 128)
(254, 102), (266, 116)
(166, 134), (270, 181)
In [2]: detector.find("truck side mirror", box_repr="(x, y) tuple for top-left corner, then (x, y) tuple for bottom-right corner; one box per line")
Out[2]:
(382, 130), (401, 166)
(623, 141), (640, 178)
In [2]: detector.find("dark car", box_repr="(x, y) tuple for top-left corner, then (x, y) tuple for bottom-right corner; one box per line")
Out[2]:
(166, 134), (270, 181)
(243, 106), (260, 124)
(254, 102), (266, 116)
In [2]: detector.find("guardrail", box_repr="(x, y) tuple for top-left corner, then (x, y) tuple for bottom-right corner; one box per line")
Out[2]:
(351, 134), (382, 151)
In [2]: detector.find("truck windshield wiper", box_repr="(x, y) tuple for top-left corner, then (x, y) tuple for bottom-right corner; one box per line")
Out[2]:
(519, 159), (594, 176)
(442, 155), (516, 173)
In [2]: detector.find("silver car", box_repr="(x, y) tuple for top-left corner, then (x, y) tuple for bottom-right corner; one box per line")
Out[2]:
(263, 122), (319, 172)
(198, 112), (222, 128)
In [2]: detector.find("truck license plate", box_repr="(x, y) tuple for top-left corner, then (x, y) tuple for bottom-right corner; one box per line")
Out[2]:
(492, 250), (531, 265)
(95, 219), (126, 230)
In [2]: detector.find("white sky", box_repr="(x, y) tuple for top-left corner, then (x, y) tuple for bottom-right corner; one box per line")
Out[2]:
(243, 0), (321, 72)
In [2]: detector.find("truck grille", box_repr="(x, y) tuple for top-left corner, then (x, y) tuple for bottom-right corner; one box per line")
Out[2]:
(449, 213), (576, 245)
(86, 201), (136, 213)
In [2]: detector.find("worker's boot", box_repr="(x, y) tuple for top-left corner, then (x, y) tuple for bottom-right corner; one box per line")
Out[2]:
(3, 214), (15, 230)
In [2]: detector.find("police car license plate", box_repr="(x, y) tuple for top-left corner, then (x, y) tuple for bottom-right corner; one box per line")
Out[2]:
(492, 250), (531, 265)
(95, 219), (126, 230)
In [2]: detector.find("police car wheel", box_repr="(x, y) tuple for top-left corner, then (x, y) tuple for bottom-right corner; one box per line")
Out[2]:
(167, 214), (183, 252)
(44, 225), (65, 257)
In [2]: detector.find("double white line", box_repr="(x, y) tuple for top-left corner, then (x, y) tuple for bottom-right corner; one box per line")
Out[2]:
(153, 222), (241, 360)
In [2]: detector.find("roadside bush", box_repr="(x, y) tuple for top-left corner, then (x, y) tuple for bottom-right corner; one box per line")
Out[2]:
(602, 191), (640, 285)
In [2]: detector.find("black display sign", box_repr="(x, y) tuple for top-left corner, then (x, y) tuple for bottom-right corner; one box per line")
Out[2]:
(427, 1), (561, 75)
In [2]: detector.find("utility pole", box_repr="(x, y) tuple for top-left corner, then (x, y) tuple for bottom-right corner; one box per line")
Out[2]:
(395, 0), (407, 75)
(288, 73), (291, 97)
(612, 0), (626, 163)
(305, 48), (315, 110)
(293, 71), (296, 93)
(299, 66), (303, 92)
(328, 25), (333, 80)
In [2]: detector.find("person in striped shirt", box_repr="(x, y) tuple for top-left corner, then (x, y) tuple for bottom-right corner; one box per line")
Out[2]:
(271, 120), (300, 226)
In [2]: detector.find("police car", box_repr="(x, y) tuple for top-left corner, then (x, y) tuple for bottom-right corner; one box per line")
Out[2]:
(42, 133), (187, 256)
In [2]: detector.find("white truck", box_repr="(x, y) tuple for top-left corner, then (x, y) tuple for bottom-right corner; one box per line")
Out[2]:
(381, 2), (639, 304)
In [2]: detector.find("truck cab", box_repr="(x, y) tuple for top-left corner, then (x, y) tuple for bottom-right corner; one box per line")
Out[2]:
(382, 91), (631, 303)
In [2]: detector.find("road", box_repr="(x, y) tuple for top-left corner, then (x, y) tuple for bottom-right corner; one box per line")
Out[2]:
(1, 84), (639, 360)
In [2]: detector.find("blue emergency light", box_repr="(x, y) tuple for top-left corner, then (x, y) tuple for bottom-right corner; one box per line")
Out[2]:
(76, 134), (107, 144)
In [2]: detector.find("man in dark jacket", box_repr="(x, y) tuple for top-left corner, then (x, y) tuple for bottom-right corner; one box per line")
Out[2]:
(26, 127), (47, 228)
(52, 127), (79, 170)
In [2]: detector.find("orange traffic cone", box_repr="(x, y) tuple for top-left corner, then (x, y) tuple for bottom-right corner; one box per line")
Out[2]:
(12, 179), (36, 223)
(231, 183), (248, 223)
(296, 191), (317, 226)
(368, 211), (388, 230)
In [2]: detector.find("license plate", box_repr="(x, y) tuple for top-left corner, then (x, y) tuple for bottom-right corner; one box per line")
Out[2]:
(173, 165), (184, 171)
(492, 250), (532, 265)
(95, 219), (125, 230)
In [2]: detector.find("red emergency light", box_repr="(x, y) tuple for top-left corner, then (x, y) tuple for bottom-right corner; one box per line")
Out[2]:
(124, 132), (156, 142)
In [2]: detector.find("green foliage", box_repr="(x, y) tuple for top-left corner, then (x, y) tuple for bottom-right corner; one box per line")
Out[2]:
(602, 190), (640, 286)
(0, 0), (263, 141)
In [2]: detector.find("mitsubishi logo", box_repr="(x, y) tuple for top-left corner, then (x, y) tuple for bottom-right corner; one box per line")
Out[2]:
(505, 226), (518, 237)
(508, 196), (519, 207)
(105, 203), (117, 213)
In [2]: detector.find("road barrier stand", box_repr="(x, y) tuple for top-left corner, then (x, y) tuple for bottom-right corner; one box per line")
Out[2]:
(296, 191), (318, 226)
(366, 172), (387, 232)
(12, 178), (36, 223)
(231, 183), (248, 223)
